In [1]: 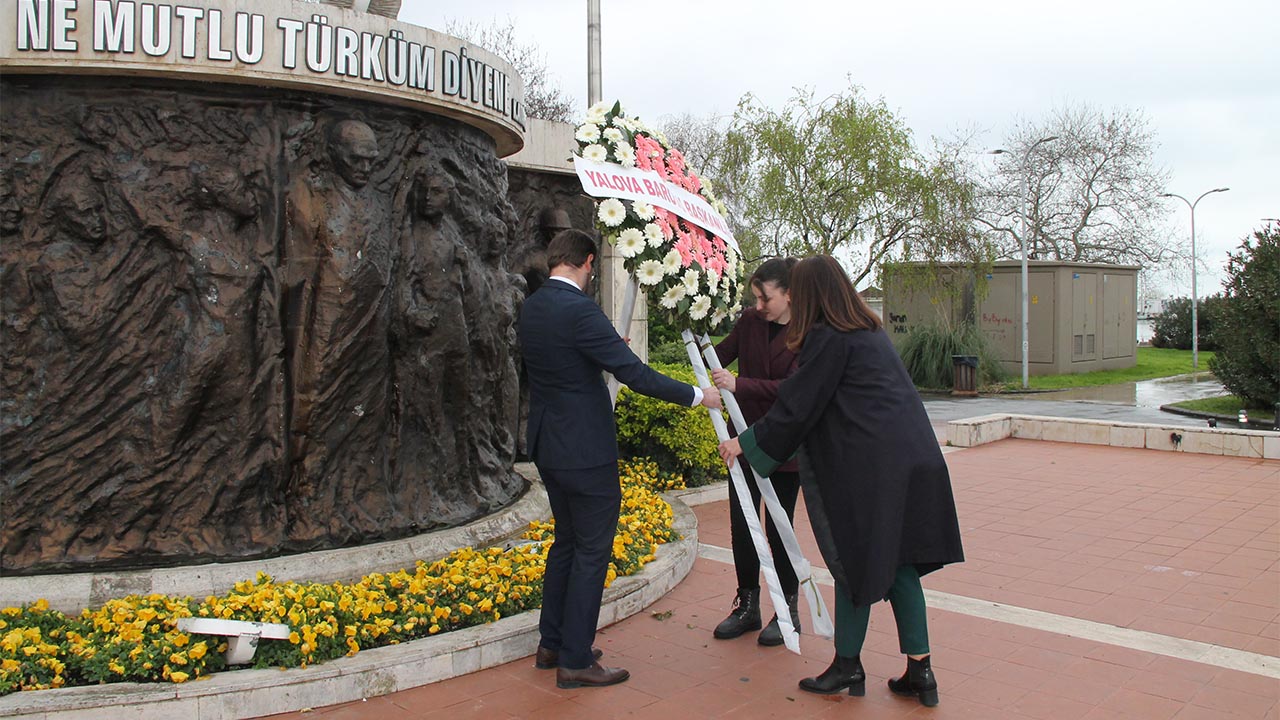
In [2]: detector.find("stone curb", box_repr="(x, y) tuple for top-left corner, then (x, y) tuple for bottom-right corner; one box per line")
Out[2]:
(0, 490), (699, 720)
(1, 465), (549, 614)
(947, 413), (1280, 459)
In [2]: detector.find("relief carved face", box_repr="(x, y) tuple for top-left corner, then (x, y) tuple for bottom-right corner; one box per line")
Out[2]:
(329, 121), (379, 189)
(51, 183), (107, 244)
(0, 172), (21, 235)
(194, 164), (257, 221)
(414, 173), (455, 222)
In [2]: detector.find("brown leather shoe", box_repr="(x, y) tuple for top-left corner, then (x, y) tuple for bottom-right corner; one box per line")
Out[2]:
(535, 645), (603, 669)
(556, 662), (630, 689)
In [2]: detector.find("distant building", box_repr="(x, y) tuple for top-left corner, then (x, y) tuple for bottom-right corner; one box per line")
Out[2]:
(883, 261), (1139, 376)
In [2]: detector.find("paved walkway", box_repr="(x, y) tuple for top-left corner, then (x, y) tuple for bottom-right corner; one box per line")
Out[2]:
(265, 438), (1278, 720)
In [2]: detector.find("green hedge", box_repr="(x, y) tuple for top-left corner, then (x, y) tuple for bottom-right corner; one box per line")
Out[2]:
(615, 362), (726, 486)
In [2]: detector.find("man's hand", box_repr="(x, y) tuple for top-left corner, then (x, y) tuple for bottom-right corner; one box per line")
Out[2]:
(710, 368), (736, 393)
(699, 385), (722, 410)
(718, 437), (741, 468)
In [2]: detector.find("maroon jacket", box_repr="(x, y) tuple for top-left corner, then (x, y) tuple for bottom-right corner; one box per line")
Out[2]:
(715, 307), (799, 473)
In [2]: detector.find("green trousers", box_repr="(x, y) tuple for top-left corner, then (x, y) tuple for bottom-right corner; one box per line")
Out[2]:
(835, 564), (930, 657)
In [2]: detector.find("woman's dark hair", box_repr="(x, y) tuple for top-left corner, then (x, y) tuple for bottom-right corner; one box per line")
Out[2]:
(545, 229), (598, 271)
(786, 254), (882, 352)
(749, 256), (798, 292)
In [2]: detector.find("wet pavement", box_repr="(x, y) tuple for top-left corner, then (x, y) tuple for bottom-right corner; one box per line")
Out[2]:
(922, 373), (1236, 429)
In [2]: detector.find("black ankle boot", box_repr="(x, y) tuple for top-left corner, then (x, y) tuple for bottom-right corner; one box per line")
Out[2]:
(757, 593), (801, 646)
(799, 654), (865, 695)
(888, 656), (939, 707)
(713, 588), (761, 639)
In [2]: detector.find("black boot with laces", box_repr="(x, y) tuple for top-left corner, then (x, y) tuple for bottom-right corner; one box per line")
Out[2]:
(757, 593), (801, 646)
(712, 587), (761, 639)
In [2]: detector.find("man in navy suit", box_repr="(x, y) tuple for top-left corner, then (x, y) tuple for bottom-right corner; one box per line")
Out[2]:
(519, 229), (721, 689)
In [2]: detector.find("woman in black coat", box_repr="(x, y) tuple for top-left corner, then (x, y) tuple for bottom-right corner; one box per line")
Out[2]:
(717, 255), (963, 707)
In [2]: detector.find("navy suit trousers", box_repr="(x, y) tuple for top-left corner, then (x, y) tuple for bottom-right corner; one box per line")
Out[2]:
(537, 462), (621, 670)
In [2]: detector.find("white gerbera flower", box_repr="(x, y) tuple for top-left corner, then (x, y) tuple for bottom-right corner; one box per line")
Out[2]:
(576, 123), (601, 142)
(614, 143), (636, 167)
(689, 295), (712, 320)
(711, 307), (728, 327)
(598, 198), (626, 227)
(603, 127), (625, 143)
(682, 269), (700, 294)
(659, 284), (687, 309)
(582, 144), (608, 163)
(611, 115), (634, 130)
(631, 201), (656, 221)
(636, 259), (664, 286)
(661, 249), (682, 274)
(616, 228), (645, 258)
(645, 223), (666, 248)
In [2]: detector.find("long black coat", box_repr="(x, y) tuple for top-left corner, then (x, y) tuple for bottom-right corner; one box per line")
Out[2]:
(741, 324), (963, 606)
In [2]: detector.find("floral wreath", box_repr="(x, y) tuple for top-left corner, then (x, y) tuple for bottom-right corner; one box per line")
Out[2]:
(574, 101), (743, 335)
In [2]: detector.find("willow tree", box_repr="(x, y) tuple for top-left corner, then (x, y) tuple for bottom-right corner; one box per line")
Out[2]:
(722, 83), (984, 285)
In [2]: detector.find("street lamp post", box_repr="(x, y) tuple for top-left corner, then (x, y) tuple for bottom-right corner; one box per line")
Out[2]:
(1160, 188), (1229, 370)
(992, 135), (1058, 389)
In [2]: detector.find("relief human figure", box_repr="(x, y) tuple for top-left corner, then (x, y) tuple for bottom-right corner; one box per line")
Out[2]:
(459, 212), (523, 499)
(393, 168), (479, 523)
(145, 162), (286, 554)
(283, 118), (396, 544)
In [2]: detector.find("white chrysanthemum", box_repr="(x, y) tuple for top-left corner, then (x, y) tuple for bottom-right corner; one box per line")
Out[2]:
(603, 127), (625, 143)
(661, 249), (682, 274)
(576, 123), (601, 142)
(645, 223), (666, 248)
(636, 259), (664, 286)
(614, 144), (636, 167)
(659, 284), (687, 309)
(682, 269), (700, 294)
(711, 307), (728, 327)
(631, 201), (656, 221)
(582, 144), (608, 163)
(689, 295), (712, 320)
(598, 198), (626, 227)
(616, 228), (645, 258)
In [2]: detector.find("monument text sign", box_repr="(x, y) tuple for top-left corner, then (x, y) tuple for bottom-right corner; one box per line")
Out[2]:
(1, 0), (527, 154)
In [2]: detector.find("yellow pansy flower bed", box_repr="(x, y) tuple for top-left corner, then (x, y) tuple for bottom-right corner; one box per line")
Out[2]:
(0, 460), (685, 695)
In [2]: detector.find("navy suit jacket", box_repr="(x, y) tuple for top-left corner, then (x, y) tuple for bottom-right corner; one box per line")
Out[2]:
(518, 279), (694, 470)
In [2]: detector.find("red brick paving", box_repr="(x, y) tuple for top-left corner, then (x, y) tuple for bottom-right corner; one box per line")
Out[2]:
(265, 441), (1279, 719)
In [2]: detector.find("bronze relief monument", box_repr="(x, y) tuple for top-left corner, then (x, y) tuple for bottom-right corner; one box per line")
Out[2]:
(0, 3), (532, 574)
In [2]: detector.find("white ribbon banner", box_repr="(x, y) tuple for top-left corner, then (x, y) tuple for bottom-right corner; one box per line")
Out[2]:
(573, 157), (738, 251)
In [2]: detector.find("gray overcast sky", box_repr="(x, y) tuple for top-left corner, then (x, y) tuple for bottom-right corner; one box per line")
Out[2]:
(402, 0), (1277, 295)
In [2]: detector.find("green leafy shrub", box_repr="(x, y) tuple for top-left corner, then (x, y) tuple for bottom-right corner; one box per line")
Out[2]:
(615, 362), (725, 486)
(897, 323), (1007, 389)
(1150, 296), (1222, 350)
(1208, 226), (1279, 409)
(648, 340), (690, 365)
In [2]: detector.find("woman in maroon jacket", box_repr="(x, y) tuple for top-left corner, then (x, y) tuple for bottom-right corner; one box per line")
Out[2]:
(709, 257), (801, 647)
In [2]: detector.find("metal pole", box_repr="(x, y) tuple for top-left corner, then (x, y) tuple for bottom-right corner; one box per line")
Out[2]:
(1190, 204), (1198, 370)
(1160, 188), (1228, 372)
(587, 0), (601, 106)
(1020, 171), (1029, 389)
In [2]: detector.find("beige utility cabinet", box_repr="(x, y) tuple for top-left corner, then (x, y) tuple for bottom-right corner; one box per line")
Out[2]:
(883, 261), (1138, 376)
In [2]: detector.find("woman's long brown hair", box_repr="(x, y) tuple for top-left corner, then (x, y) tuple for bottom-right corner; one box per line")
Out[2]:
(785, 255), (882, 352)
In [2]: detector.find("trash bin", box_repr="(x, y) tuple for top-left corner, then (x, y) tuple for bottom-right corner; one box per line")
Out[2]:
(951, 355), (979, 397)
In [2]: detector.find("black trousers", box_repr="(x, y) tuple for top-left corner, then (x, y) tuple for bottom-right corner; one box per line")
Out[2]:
(729, 469), (801, 596)
(537, 463), (620, 670)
